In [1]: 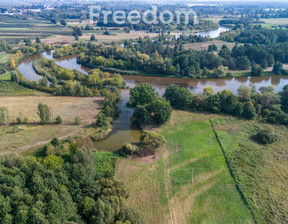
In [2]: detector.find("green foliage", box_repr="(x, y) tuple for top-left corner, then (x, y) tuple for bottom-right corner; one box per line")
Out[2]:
(72, 26), (82, 36)
(0, 106), (9, 125)
(164, 84), (193, 110)
(96, 113), (109, 127)
(37, 103), (50, 125)
(0, 142), (143, 223)
(140, 131), (166, 152)
(0, 40), (12, 52)
(273, 61), (283, 75)
(132, 105), (151, 126)
(60, 19), (67, 26)
(146, 98), (172, 125)
(130, 83), (172, 126)
(0, 82), (38, 96)
(118, 208), (147, 224)
(129, 83), (158, 107)
(90, 34), (96, 41)
(251, 63), (263, 76)
(56, 116), (63, 124)
(43, 154), (64, 169)
(120, 143), (139, 157)
(255, 129), (279, 144)
(74, 116), (82, 125)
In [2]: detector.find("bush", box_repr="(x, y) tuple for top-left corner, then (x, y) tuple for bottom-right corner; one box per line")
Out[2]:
(140, 131), (166, 152)
(255, 129), (278, 144)
(120, 143), (139, 157)
(16, 117), (21, 124)
(96, 113), (109, 127)
(75, 116), (82, 125)
(56, 116), (63, 124)
(23, 117), (29, 124)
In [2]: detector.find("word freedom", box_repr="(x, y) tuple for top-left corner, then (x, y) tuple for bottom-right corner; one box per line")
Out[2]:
(89, 6), (198, 25)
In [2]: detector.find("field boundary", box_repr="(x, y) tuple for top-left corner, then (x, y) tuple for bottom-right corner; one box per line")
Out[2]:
(209, 119), (256, 223)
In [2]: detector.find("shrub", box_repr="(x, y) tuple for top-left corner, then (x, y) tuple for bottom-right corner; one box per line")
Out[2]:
(56, 116), (63, 124)
(140, 131), (166, 152)
(75, 116), (82, 125)
(120, 143), (139, 157)
(16, 117), (21, 124)
(96, 113), (109, 127)
(255, 129), (278, 144)
(23, 117), (29, 124)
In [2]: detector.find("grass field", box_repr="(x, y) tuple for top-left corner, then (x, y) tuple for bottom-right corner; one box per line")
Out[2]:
(0, 53), (12, 64)
(259, 18), (288, 30)
(212, 116), (288, 223)
(117, 111), (253, 224)
(0, 96), (103, 155)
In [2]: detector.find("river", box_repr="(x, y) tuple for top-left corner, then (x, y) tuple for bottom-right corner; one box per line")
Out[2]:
(17, 28), (288, 151)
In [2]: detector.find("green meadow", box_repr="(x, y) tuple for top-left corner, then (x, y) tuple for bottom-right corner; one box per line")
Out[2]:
(117, 111), (253, 224)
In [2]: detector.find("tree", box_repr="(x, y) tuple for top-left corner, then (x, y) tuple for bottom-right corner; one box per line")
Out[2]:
(56, 116), (63, 124)
(11, 71), (19, 83)
(36, 37), (41, 43)
(60, 19), (67, 26)
(129, 83), (158, 107)
(37, 103), (50, 124)
(39, 75), (48, 87)
(0, 107), (9, 125)
(243, 101), (256, 120)
(140, 131), (166, 152)
(273, 61), (283, 75)
(50, 18), (57, 24)
(132, 105), (151, 126)
(208, 44), (217, 52)
(118, 208), (146, 224)
(281, 85), (288, 113)
(90, 34), (96, 41)
(96, 113), (108, 127)
(43, 154), (64, 169)
(72, 26), (82, 36)
(237, 85), (251, 100)
(50, 75), (58, 88)
(74, 35), (79, 41)
(235, 56), (250, 70)
(251, 63), (263, 76)
(146, 98), (172, 125)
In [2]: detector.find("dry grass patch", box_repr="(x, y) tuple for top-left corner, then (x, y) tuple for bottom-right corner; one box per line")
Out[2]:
(0, 96), (104, 154)
(183, 40), (237, 52)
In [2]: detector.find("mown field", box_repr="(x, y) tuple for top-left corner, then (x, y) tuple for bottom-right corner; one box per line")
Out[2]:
(117, 111), (253, 224)
(212, 116), (288, 224)
(0, 96), (103, 155)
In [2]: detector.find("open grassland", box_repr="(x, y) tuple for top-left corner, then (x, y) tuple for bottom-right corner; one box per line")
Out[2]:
(117, 111), (253, 224)
(0, 96), (103, 155)
(211, 116), (288, 224)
